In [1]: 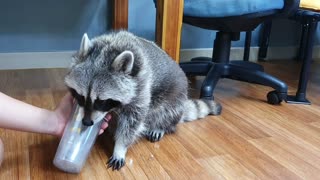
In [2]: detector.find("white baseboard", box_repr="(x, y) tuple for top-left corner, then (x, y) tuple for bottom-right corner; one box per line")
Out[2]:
(1, 46), (319, 70)
(0, 51), (74, 70)
(180, 46), (320, 62)
(180, 47), (256, 62)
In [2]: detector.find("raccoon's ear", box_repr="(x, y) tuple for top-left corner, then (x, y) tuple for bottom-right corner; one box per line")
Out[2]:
(112, 51), (134, 74)
(79, 33), (92, 56)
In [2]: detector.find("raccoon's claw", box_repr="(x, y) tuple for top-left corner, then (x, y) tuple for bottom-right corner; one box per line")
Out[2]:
(147, 130), (165, 142)
(107, 156), (125, 171)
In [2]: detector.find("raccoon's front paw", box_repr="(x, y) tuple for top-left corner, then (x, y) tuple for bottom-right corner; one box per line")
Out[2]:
(146, 129), (165, 142)
(107, 156), (125, 171)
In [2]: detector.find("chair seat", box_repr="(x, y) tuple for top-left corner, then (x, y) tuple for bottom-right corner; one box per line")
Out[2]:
(184, 0), (285, 18)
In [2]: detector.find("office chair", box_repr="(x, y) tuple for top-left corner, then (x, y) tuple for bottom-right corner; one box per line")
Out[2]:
(179, 0), (300, 104)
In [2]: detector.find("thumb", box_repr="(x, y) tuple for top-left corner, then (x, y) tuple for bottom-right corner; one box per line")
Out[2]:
(56, 92), (74, 117)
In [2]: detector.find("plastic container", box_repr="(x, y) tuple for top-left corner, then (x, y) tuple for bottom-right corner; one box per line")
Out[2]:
(53, 105), (104, 173)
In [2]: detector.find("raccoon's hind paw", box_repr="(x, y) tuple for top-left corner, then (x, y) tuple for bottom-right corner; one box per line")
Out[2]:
(212, 102), (222, 115)
(146, 129), (165, 142)
(107, 156), (125, 171)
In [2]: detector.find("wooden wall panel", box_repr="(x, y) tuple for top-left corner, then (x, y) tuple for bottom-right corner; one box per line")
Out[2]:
(112, 0), (128, 30)
(156, 0), (184, 63)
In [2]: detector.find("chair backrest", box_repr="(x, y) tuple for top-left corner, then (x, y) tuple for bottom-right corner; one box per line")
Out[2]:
(182, 0), (300, 32)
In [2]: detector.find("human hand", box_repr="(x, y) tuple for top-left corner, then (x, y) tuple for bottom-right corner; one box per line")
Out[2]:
(100, 113), (111, 135)
(51, 92), (110, 137)
(49, 92), (74, 136)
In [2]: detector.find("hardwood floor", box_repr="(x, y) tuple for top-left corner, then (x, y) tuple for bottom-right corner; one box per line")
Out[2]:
(0, 60), (320, 179)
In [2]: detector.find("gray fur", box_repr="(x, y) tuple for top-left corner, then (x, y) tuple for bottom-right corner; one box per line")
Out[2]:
(64, 31), (222, 170)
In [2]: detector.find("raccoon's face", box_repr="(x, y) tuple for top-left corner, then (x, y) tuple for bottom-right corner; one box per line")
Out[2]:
(64, 33), (139, 126)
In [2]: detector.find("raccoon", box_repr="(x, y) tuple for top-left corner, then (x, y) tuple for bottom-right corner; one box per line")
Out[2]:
(64, 31), (222, 170)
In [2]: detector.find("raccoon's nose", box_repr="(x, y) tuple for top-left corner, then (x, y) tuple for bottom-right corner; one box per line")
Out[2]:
(82, 119), (94, 126)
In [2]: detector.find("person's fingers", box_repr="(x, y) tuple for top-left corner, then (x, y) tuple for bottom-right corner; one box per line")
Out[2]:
(101, 121), (109, 130)
(99, 129), (104, 135)
(104, 113), (112, 121)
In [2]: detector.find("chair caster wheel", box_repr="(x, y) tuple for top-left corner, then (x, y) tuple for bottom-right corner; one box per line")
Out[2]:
(267, 90), (282, 105)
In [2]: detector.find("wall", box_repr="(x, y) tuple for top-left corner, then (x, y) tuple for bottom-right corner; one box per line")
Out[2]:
(0, 0), (319, 53)
(0, 0), (111, 53)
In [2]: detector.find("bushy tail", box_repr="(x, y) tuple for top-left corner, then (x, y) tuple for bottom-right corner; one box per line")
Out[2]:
(181, 99), (222, 123)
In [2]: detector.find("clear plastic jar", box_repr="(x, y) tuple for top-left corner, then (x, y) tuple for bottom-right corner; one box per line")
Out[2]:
(53, 105), (104, 173)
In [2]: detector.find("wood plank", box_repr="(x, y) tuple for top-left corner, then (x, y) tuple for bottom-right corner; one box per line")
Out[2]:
(198, 155), (258, 180)
(217, 108), (271, 140)
(174, 123), (221, 159)
(196, 158), (226, 180)
(1, 60), (320, 179)
(254, 137), (320, 170)
(219, 98), (320, 154)
(250, 137), (320, 179)
(310, 121), (320, 129)
(156, 0), (184, 62)
(186, 119), (301, 179)
(144, 135), (212, 179)
(112, 0), (128, 30)
(126, 141), (171, 180)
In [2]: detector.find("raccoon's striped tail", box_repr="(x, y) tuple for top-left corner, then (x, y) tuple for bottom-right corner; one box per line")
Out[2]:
(181, 99), (222, 123)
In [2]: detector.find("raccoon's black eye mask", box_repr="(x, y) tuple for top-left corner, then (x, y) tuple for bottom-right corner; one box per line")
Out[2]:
(69, 88), (85, 106)
(93, 98), (121, 112)
(68, 88), (121, 111)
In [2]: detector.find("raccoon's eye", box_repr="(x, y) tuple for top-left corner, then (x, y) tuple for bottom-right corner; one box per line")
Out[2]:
(69, 88), (85, 106)
(93, 98), (121, 111)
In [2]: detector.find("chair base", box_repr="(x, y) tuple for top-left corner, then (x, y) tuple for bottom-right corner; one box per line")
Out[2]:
(180, 59), (288, 104)
(286, 95), (311, 105)
(257, 10), (320, 105)
(181, 31), (288, 104)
